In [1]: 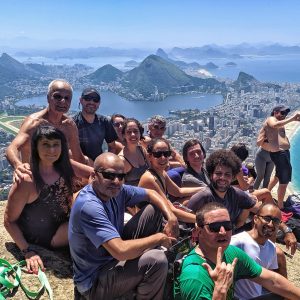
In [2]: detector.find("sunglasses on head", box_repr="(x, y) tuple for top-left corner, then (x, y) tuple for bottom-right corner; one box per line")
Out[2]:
(82, 95), (100, 103)
(258, 215), (281, 225)
(153, 124), (166, 130)
(113, 122), (124, 128)
(95, 170), (126, 180)
(52, 94), (71, 101)
(151, 150), (172, 158)
(202, 220), (233, 232)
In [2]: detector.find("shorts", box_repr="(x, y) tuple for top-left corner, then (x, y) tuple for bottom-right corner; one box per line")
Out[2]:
(270, 150), (292, 184)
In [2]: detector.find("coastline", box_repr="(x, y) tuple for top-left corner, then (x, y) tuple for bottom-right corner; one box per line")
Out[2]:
(286, 121), (300, 195)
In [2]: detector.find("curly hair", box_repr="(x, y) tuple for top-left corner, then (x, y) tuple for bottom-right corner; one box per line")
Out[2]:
(121, 118), (144, 140)
(230, 143), (249, 162)
(205, 149), (242, 178)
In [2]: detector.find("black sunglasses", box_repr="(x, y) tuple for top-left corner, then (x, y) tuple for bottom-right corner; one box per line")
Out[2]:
(82, 95), (100, 103)
(151, 150), (172, 158)
(153, 124), (166, 130)
(53, 94), (71, 101)
(279, 111), (288, 116)
(95, 170), (126, 180)
(113, 122), (124, 128)
(202, 221), (233, 233)
(258, 215), (281, 226)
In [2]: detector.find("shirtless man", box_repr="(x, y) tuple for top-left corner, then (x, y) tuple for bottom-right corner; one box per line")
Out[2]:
(6, 79), (86, 179)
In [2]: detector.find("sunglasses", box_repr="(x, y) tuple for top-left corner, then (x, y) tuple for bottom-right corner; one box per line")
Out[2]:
(279, 111), (288, 116)
(95, 170), (126, 180)
(153, 124), (166, 130)
(82, 95), (100, 103)
(52, 94), (71, 101)
(113, 122), (124, 128)
(258, 215), (281, 226)
(202, 221), (233, 232)
(151, 150), (172, 158)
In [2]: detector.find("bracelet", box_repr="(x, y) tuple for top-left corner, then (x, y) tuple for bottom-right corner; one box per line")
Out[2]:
(21, 246), (37, 256)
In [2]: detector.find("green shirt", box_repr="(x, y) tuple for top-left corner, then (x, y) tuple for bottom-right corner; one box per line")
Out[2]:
(174, 245), (262, 300)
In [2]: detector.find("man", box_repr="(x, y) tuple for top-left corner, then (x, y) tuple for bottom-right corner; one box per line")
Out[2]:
(258, 105), (300, 208)
(231, 203), (285, 299)
(73, 87), (118, 161)
(6, 79), (86, 179)
(142, 115), (184, 167)
(174, 202), (300, 300)
(69, 152), (179, 299)
(187, 149), (297, 253)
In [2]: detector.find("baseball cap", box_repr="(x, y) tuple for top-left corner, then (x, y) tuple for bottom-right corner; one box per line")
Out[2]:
(272, 104), (290, 114)
(81, 87), (101, 100)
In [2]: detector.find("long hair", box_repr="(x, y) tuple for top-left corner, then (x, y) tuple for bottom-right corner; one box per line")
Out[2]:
(31, 125), (74, 193)
(182, 138), (206, 167)
(122, 118), (145, 140)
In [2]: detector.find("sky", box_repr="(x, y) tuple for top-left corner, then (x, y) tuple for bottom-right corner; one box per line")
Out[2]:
(1, 0), (300, 49)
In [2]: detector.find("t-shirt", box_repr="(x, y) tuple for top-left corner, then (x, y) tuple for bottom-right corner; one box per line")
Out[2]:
(181, 167), (210, 188)
(68, 184), (148, 293)
(73, 112), (117, 160)
(174, 245), (262, 300)
(230, 231), (278, 300)
(187, 185), (256, 224)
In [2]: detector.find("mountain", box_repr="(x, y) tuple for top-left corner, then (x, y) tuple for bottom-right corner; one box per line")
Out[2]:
(0, 53), (38, 83)
(84, 64), (123, 83)
(120, 55), (226, 99)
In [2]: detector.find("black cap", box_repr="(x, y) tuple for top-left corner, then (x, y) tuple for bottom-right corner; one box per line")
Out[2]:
(81, 87), (101, 100)
(272, 104), (290, 114)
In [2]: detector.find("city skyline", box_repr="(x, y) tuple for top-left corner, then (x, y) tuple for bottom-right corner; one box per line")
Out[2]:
(1, 0), (300, 49)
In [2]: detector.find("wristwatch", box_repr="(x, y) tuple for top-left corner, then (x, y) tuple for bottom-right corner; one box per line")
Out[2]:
(21, 246), (36, 256)
(283, 226), (293, 235)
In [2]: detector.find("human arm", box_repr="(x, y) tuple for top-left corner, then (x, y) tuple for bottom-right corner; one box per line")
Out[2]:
(267, 112), (300, 129)
(279, 222), (297, 255)
(70, 159), (93, 179)
(4, 179), (44, 274)
(103, 233), (175, 261)
(108, 141), (123, 154)
(202, 247), (238, 300)
(252, 267), (300, 299)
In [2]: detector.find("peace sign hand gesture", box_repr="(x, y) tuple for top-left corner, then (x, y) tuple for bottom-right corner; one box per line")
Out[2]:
(202, 247), (238, 299)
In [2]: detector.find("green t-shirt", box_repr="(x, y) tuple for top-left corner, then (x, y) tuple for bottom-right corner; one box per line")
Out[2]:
(174, 245), (262, 300)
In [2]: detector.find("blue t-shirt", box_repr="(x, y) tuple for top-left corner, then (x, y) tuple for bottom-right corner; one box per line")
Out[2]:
(68, 184), (148, 293)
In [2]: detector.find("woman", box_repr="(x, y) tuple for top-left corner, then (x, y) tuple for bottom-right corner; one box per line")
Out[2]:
(118, 118), (149, 186)
(139, 138), (203, 206)
(181, 139), (210, 188)
(111, 113), (126, 153)
(4, 126), (92, 274)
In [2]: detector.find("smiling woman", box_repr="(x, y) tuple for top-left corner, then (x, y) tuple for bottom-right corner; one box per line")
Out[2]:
(4, 125), (92, 275)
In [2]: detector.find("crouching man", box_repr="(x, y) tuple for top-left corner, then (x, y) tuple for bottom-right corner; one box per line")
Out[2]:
(174, 202), (300, 300)
(69, 152), (179, 300)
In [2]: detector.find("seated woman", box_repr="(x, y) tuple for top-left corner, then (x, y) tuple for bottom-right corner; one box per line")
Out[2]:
(181, 139), (210, 188)
(111, 113), (126, 153)
(4, 126), (92, 274)
(230, 143), (273, 204)
(118, 118), (149, 186)
(138, 138), (204, 208)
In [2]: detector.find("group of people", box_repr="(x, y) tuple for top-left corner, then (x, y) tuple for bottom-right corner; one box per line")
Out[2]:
(4, 78), (300, 299)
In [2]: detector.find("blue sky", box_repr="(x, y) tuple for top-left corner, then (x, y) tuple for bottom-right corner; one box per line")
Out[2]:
(1, 0), (300, 48)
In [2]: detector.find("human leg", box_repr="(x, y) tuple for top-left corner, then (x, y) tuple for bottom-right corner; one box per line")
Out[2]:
(263, 160), (275, 188)
(86, 249), (168, 300)
(254, 148), (268, 189)
(50, 222), (68, 248)
(122, 204), (163, 240)
(275, 246), (287, 278)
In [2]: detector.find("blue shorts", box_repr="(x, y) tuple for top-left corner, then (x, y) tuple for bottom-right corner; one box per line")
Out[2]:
(270, 150), (292, 184)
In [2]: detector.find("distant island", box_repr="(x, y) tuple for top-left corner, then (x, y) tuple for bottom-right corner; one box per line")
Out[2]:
(225, 62), (237, 66)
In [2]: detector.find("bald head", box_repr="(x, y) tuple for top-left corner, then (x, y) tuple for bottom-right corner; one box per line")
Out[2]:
(94, 152), (125, 171)
(47, 79), (73, 96)
(256, 203), (281, 217)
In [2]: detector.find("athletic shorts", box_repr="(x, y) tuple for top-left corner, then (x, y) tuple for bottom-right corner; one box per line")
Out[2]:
(270, 150), (292, 184)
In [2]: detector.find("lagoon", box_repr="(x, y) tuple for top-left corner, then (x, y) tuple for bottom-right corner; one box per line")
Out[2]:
(16, 91), (223, 122)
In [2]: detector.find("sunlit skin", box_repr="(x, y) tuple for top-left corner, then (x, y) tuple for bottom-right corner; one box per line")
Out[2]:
(113, 116), (125, 141)
(37, 137), (62, 166)
(80, 92), (100, 116)
(186, 144), (205, 172)
(210, 165), (233, 196)
(47, 83), (72, 115)
(124, 122), (141, 145)
(149, 141), (170, 172)
(196, 208), (232, 259)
